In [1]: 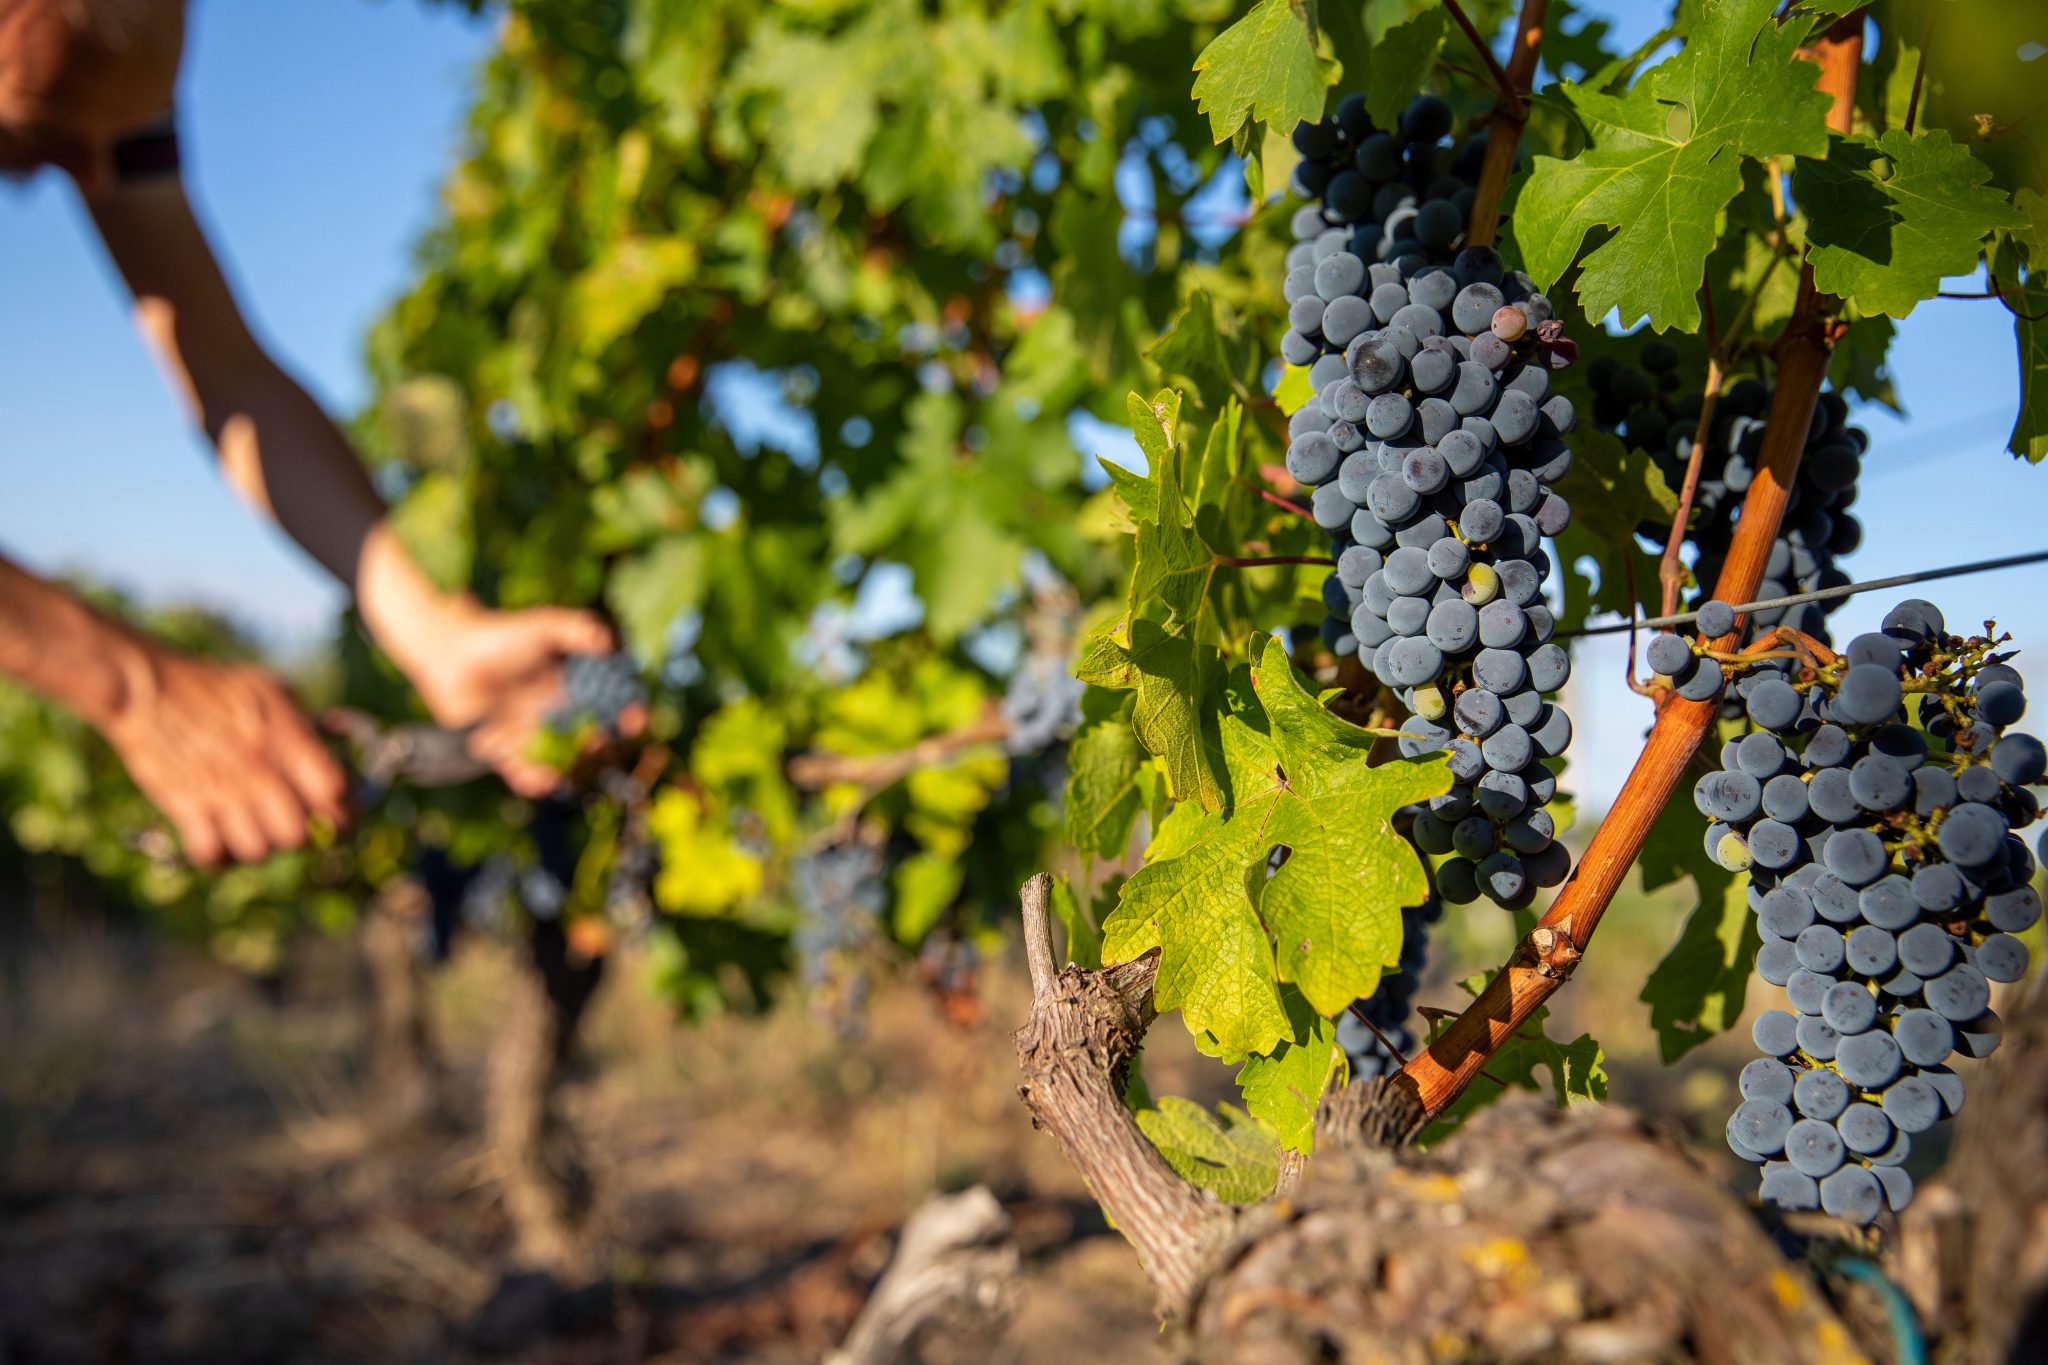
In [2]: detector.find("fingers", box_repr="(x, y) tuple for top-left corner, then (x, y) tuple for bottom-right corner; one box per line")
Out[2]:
(529, 607), (615, 659)
(162, 798), (224, 871)
(247, 772), (310, 853)
(272, 705), (351, 827)
(470, 710), (564, 799)
(215, 801), (270, 866)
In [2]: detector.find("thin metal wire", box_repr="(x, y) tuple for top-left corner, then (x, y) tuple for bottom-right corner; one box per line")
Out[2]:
(1562, 548), (2048, 640)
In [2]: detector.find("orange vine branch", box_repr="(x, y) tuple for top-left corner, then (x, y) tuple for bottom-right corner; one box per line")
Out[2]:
(1463, 0), (1551, 248)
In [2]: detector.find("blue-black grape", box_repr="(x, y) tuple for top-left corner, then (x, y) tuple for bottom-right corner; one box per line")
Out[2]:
(1715, 602), (2044, 1222)
(1287, 95), (1573, 908)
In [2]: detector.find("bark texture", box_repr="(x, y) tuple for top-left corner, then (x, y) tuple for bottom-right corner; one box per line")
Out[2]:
(484, 917), (604, 1272)
(1009, 875), (1872, 1363)
(1190, 1099), (1866, 1364)
(358, 878), (440, 1131)
(826, 1185), (1020, 1365)
(1012, 875), (1248, 1317)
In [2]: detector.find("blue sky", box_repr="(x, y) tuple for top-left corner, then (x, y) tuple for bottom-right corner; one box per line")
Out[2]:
(3, 2), (2044, 812)
(1, 0), (492, 637)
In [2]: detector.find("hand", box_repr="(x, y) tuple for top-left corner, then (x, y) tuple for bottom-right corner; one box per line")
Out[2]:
(403, 603), (617, 798)
(101, 644), (349, 868)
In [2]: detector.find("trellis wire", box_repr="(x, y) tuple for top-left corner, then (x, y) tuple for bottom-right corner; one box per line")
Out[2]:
(1564, 549), (2048, 639)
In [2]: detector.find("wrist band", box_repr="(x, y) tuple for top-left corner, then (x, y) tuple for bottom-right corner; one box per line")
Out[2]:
(111, 115), (180, 183)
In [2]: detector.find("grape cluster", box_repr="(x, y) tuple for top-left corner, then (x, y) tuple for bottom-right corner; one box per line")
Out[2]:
(791, 840), (888, 1038)
(1705, 600), (2044, 1223)
(1595, 350), (1867, 650)
(1284, 97), (1578, 911)
(1286, 93), (1489, 282)
(1337, 888), (1442, 1080)
(558, 651), (647, 735)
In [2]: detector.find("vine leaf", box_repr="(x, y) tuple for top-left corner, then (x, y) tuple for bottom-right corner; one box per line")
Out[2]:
(1147, 290), (1238, 403)
(1637, 779), (1758, 1063)
(1795, 130), (2023, 319)
(1515, 0), (1832, 331)
(1077, 392), (1231, 809)
(1134, 1097), (1281, 1202)
(1273, 363), (1315, 415)
(1065, 714), (1147, 859)
(2005, 191), (2048, 463)
(1236, 985), (1347, 1153)
(832, 391), (1027, 641)
(1048, 874), (1104, 971)
(1101, 637), (1450, 1054)
(1190, 0), (1338, 147)
(1362, 10), (1448, 134)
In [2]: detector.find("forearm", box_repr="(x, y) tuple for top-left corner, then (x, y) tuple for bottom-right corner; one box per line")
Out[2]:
(82, 175), (473, 676)
(0, 551), (144, 727)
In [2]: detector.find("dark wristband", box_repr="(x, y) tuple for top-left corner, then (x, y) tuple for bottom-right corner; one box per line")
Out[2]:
(112, 117), (181, 183)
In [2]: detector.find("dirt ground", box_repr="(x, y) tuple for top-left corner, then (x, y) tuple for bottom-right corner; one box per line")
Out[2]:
(0, 890), (1243, 1365)
(0, 841), (1856, 1365)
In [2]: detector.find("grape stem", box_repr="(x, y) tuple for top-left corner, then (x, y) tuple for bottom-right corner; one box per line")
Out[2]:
(1903, 0), (1934, 135)
(1439, 0), (1521, 113)
(1658, 306), (1725, 620)
(1621, 553), (1658, 698)
(1252, 487), (1315, 520)
(1343, 16), (1867, 1140)
(1215, 554), (1336, 569)
(1462, 0), (1551, 248)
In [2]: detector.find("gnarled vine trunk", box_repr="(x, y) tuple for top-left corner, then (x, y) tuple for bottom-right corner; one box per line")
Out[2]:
(1012, 874), (2048, 1363)
(484, 915), (604, 1272)
(358, 878), (441, 1132)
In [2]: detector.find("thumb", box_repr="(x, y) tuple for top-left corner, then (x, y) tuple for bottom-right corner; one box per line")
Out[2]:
(530, 608), (616, 658)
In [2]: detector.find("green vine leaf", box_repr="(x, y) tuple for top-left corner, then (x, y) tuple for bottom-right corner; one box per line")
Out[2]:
(2004, 192), (2048, 463)
(1236, 985), (1347, 1153)
(1102, 637), (1450, 1053)
(1795, 129), (2023, 319)
(1080, 391), (1233, 810)
(1273, 363), (1314, 415)
(1135, 1096), (1281, 1202)
(1190, 0), (1339, 147)
(1362, 10), (1448, 133)
(1516, 0), (1832, 330)
(1550, 428), (1675, 628)
(1066, 714), (1147, 859)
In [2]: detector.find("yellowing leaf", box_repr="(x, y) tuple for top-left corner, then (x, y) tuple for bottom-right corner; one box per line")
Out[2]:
(1135, 1096), (1281, 1202)
(1102, 638), (1450, 1053)
(649, 787), (765, 915)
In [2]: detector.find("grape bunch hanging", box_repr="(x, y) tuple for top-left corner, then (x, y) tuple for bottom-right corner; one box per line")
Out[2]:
(1594, 348), (1868, 652)
(1682, 599), (2044, 1223)
(1284, 94), (1578, 912)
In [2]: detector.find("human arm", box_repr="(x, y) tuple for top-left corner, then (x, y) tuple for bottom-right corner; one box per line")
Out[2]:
(81, 173), (611, 795)
(0, 549), (348, 866)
